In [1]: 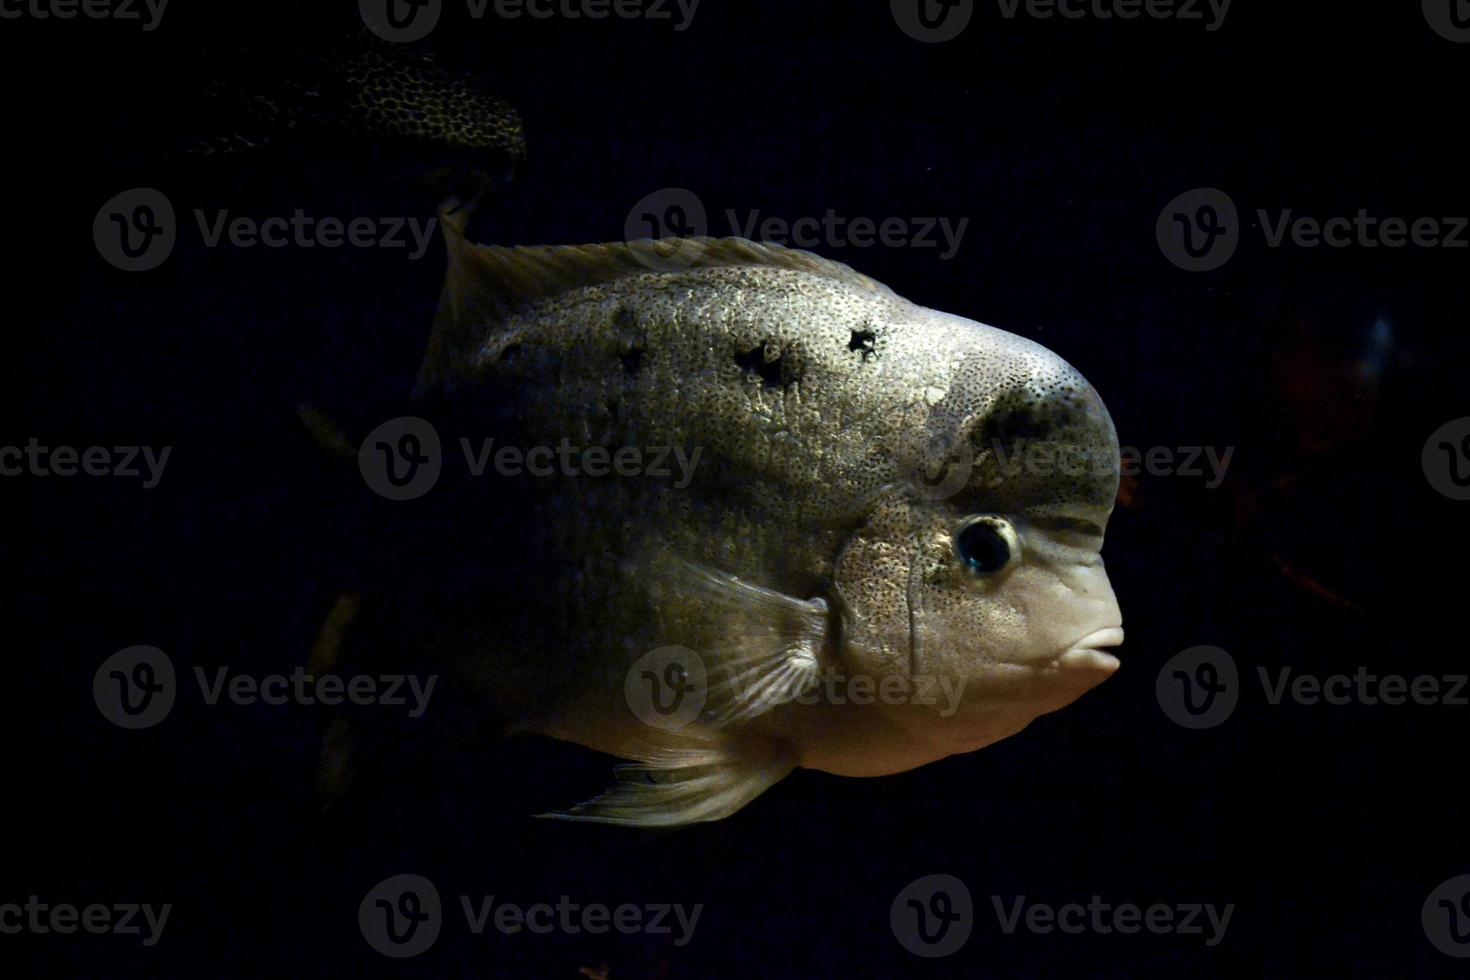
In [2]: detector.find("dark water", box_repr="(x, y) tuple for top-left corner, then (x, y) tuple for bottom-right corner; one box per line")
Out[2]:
(7, 2), (1470, 976)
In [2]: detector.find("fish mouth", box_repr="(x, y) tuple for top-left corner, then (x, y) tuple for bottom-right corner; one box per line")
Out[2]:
(1059, 626), (1125, 671)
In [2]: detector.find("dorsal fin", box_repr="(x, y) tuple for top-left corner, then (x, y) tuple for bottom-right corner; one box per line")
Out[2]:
(414, 204), (896, 395)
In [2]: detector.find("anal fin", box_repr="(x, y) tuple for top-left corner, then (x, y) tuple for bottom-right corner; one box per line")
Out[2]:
(537, 744), (793, 828)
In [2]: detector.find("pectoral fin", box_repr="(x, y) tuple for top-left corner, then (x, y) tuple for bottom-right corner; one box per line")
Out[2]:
(643, 556), (830, 726)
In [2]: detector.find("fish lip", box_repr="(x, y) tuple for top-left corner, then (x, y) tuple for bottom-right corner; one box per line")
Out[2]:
(1072, 626), (1125, 652)
(1061, 627), (1124, 670)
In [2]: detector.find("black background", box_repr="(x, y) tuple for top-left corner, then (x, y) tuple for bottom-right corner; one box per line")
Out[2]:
(7, 1), (1470, 976)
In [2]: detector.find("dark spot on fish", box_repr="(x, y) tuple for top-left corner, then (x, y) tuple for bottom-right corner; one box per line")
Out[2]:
(985, 402), (1053, 445)
(620, 347), (644, 375)
(734, 343), (785, 388)
(498, 342), (523, 365)
(848, 329), (877, 359)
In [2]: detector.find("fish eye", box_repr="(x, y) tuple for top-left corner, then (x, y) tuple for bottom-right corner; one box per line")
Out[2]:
(953, 516), (1019, 576)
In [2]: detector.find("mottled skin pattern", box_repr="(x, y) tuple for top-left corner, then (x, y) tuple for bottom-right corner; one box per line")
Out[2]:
(416, 227), (1124, 824)
(184, 31), (524, 197)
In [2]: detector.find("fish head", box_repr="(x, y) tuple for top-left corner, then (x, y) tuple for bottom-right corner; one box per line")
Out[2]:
(832, 319), (1123, 759)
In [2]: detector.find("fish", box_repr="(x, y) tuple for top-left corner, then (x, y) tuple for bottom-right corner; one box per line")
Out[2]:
(114, 6), (525, 205)
(357, 211), (1125, 827)
(182, 35), (526, 200)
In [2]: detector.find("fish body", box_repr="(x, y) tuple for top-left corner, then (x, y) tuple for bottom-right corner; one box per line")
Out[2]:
(401, 219), (1124, 826)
